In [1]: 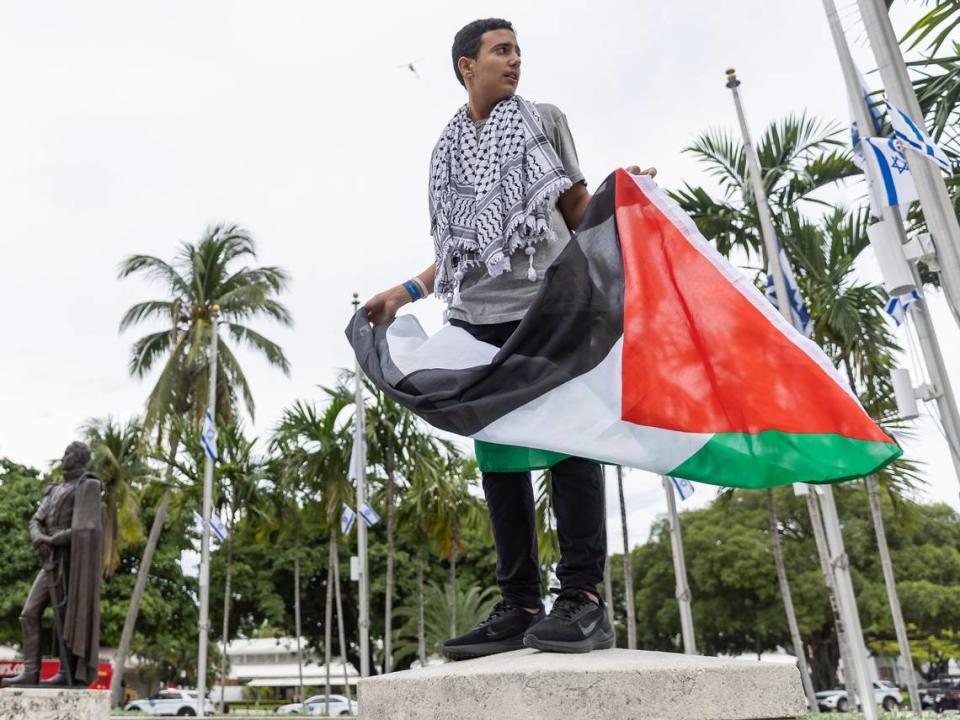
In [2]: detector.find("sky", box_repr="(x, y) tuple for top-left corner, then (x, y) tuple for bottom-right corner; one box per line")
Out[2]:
(1, 0), (958, 554)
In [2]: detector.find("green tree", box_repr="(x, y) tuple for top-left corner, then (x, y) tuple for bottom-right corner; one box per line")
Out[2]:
(112, 224), (291, 705)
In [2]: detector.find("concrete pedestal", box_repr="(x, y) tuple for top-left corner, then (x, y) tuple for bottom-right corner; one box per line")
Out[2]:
(359, 649), (806, 720)
(0, 687), (109, 720)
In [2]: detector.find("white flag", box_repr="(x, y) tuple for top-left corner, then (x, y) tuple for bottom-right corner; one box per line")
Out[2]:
(862, 136), (919, 211)
(210, 512), (227, 542)
(357, 501), (381, 528)
(885, 289), (922, 327)
(671, 476), (695, 501)
(886, 100), (952, 173)
(340, 503), (356, 535)
(200, 410), (218, 462)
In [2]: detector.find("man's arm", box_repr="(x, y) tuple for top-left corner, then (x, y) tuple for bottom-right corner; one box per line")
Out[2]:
(363, 263), (436, 326)
(558, 166), (658, 232)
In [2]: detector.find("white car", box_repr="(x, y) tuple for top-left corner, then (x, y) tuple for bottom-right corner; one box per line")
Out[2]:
(124, 689), (215, 716)
(815, 680), (902, 712)
(276, 693), (356, 716)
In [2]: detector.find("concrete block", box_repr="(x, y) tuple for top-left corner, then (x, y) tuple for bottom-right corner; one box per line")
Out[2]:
(359, 648), (806, 720)
(0, 687), (109, 720)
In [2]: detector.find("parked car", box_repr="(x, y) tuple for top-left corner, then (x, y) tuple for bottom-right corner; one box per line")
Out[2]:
(124, 689), (215, 716)
(921, 676), (960, 713)
(815, 681), (902, 712)
(276, 693), (356, 716)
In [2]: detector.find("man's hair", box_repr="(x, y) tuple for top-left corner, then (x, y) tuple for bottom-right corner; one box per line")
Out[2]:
(451, 18), (515, 87)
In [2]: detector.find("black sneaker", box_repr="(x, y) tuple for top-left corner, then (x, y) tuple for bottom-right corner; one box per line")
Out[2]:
(442, 600), (545, 661)
(522, 588), (615, 653)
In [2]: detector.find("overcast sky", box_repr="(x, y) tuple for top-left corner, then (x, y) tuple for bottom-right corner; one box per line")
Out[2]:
(2, 1), (957, 552)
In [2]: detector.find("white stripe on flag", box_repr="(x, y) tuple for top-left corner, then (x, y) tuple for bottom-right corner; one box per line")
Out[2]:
(341, 503), (356, 535)
(765, 240), (813, 337)
(863, 136), (919, 211)
(358, 501), (381, 528)
(201, 410), (218, 462)
(671, 476), (695, 501)
(886, 100), (952, 173)
(885, 289), (921, 327)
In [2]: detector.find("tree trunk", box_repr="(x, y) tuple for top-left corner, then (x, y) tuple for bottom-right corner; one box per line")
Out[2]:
(324, 527), (335, 717)
(617, 466), (637, 649)
(294, 530), (305, 708)
(449, 519), (459, 638)
(110, 433), (180, 708)
(417, 546), (426, 665)
(333, 542), (352, 706)
(767, 490), (819, 712)
(102, 490), (118, 578)
(218, 507), (234, 714)
(603, 555), (615, 642)
(866, 475), (921, 711)
(384, 446), (396, 673)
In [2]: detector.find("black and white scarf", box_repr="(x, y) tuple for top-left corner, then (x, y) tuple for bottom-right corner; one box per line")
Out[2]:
(429, 95), (572, 306)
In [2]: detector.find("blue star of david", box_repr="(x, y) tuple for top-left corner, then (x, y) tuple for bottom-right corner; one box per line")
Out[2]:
(891, 156), (909, 174)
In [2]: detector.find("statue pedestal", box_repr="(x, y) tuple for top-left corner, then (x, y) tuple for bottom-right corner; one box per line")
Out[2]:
(358, 648), (806, 720)
(0, 687), (109, 720)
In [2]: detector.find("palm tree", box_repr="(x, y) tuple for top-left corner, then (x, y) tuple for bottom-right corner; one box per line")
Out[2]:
(82, 416), (151, 578)
(270, 398), (353, 715)
(111, 224), (291, 706)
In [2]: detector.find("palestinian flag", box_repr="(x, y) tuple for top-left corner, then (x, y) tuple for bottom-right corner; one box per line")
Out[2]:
(347, 170), (900, 489)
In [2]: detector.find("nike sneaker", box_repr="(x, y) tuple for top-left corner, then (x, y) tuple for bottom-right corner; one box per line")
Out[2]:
(442, 600), (545, 661)
(523, 588), (615, 653)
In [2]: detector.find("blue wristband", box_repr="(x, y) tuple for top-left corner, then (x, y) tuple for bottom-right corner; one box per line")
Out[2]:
(402, 280), (421, 302)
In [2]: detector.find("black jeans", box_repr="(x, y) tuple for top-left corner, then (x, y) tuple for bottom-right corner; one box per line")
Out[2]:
(450, 318), (607, 609)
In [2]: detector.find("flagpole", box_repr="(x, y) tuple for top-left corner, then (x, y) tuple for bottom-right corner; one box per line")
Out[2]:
(196, 304), (219, 718)
(856, 0), (960, 327)
(662, 477), (696, 655)
(726, 71), (878, 720)
(821, 0), (960, 490)
(352, 293), (371, 677)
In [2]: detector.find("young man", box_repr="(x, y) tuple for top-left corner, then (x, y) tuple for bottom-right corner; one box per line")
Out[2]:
(364, 18), (654, 657)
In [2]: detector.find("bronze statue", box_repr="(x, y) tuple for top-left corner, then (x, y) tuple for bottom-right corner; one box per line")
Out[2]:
(1, 441), (102, 688)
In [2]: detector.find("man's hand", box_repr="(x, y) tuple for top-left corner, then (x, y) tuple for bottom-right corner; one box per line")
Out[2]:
(626, 166), (657, 178)
(363, 286), (411, 326)
(31, 534), (52, 552)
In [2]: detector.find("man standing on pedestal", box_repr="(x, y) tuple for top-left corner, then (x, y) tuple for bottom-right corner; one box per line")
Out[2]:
(2, 441), (102, 687)
(363, 18), (654, 658)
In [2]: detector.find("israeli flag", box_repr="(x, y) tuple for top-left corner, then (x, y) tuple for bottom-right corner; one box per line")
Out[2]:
(885, 289), (922, 326)
(357, 501), (381, 528)
(200, 410), (218, 462)
(886, 101), (952, 173)
(863, 136), (919, 210)
(341, 503), (356, 535)
(671, 476), (695, 501)
(210, 512), (227, 542)
(348, 413), (366, 482)
(765, 240), (813, 337)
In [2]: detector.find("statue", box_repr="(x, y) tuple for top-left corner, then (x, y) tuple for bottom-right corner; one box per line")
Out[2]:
(1, 441), (102, 688)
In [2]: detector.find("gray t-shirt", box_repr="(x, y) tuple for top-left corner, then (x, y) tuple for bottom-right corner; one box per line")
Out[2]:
(446, 103), (585, 325)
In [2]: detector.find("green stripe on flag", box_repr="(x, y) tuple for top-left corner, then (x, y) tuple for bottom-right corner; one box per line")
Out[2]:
(474, 440), (570, 473)
(669, 431), (901, 488)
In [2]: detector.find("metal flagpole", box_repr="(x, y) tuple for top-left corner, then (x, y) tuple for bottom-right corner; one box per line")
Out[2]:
(196, 304), (219, 718)
(352, 293), (371, 677)
(661, 477), (696, 654)
(821, 0), (960, 490)
(725, 72), (878, 719)
(820, 0), (937, 708)
(856, 0), (960, 327)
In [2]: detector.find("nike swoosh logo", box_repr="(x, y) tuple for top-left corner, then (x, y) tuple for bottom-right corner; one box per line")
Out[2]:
(578, 618), (600, 636)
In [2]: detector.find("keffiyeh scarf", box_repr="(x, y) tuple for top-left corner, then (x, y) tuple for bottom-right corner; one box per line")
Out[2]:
(429, 95), (572, 306)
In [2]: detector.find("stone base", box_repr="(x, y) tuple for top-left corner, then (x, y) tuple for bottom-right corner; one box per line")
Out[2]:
(359, 648), (806, 720)
(0, 687), (109, 720)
